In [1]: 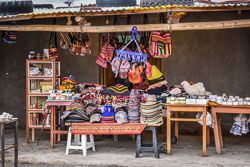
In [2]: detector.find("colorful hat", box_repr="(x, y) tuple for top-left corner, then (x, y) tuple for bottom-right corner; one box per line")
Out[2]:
(62, 75), (77, 85)
(146, 62), (152, 78)
(128, 63), (143, 84)
(100, 84), (130, 97)
(148, 65), (163, 81)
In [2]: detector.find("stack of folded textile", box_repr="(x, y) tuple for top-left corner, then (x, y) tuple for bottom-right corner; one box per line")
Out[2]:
(148, 65), (167, 92)
(101, 105), (115, 123)
(61, 102), (89, 123)
(140, 95), (163, 125)
(127, 89), (141, 123)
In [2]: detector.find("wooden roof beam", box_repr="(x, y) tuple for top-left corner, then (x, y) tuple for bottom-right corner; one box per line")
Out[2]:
(0, 19), (250, 32)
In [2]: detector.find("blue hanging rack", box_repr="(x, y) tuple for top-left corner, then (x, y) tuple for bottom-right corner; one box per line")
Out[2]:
(116, 26), (147, 63)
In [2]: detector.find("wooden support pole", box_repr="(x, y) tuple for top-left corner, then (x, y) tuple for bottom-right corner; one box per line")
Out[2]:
(0, 19), (250, 33)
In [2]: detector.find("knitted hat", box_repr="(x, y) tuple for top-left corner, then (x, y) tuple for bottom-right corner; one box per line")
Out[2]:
(148, 65), (163, 81)
(115, 111), (128, 124)
(90, 113), (101, 123)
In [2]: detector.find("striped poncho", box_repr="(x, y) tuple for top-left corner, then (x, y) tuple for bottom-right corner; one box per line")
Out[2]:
(100, 84), (130, 97)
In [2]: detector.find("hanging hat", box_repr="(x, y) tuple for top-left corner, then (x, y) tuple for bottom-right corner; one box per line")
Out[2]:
(148, 65), (163, 81)
(146, 62), (152, 78)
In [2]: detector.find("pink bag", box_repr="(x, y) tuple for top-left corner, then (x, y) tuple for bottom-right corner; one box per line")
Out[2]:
(96, 54), (107, 68)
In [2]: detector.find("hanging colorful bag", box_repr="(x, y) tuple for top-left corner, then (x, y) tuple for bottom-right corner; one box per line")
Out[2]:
(96, 54), (107, 68)
(149, 31), (171, 58)
(49, 32), (58, 59)
(106, 44), (115, 63)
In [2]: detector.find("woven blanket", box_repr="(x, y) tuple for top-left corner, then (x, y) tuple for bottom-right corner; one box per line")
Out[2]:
(71, 122), (146, 135)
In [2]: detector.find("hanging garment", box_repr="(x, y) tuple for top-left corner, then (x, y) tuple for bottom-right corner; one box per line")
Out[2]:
(230, 114), (249, 136)
(119, 59), (130, 79)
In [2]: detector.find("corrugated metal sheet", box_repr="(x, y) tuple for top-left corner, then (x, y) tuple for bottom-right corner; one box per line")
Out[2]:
(0, 1), (250, 20)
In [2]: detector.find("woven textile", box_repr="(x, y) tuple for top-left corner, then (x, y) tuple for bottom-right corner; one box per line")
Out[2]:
(71, 122), (146, 135)
(100, 84), (130, 97)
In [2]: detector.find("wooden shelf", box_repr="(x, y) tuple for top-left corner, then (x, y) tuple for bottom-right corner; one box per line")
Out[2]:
(28, 109), (44, 112)
(28, 76), (54, 79)
(28, 93), (50, 95)
(29, 126), (51, 129)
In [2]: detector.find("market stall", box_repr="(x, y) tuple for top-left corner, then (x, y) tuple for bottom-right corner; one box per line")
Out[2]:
(2, 0), (250, 160)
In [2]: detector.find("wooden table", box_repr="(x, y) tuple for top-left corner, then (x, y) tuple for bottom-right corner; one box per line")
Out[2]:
(166, 104), (208, 157)
(46, 100), (73, 148)
(0, 118), (18, 167)
(211, 105), (250, 155)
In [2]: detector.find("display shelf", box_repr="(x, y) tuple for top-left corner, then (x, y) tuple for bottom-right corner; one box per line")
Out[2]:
(29, 126), (51, 129)
(28, 109), (44, 112)
(28, 93), (50, 96)
(26, 59), (60, 143)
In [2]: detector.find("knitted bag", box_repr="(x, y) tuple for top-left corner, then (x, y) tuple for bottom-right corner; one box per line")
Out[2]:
(106, 44), (115, 63)
(96, 54), (107, 68)
(49, 32), (59, 59)
(149, 31), (171, 58)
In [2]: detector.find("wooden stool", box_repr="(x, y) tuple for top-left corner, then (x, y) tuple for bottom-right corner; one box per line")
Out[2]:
(66, 127), (95, 156)
(136, 126), (160, 159)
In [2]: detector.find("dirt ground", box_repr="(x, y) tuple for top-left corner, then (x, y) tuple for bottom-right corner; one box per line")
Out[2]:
(3, 129), (250, 167)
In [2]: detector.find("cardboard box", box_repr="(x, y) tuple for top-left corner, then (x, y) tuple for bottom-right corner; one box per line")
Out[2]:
(186, 99), (197, 104)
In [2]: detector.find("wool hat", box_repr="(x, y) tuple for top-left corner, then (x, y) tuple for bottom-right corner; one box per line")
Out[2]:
(115, 111), (128, 124)
(148, 65), (163, 81)
(90, 113), (101, 123)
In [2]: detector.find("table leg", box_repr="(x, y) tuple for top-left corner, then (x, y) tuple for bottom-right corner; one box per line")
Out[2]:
(50, 107), (54, 148)
(53, 107), (56, 145)
(206, 126), (210, 145)
(211, 108), (221, 154)
(14, 120), (18, 167)
(217, 114), (223, 148)
(1, 123), (5, 167)
(174, 112), (179, 139)
(167, 108), (171, 155)
(202, 110), (207, 157)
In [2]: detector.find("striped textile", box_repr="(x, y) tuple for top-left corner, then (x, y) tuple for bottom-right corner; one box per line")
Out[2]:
(100, 84), (130, 97)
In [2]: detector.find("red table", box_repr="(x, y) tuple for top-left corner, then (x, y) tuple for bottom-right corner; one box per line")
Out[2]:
(46, 100), (73, 148)
(71, 122), (146, 135)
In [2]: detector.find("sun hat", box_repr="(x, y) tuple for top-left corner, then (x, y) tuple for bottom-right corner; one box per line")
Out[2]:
(148, 65), (163, 81)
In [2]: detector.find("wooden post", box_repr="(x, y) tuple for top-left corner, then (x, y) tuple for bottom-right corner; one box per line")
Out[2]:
(167, 107), (171, 155)
(202, 109), (207, 157)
